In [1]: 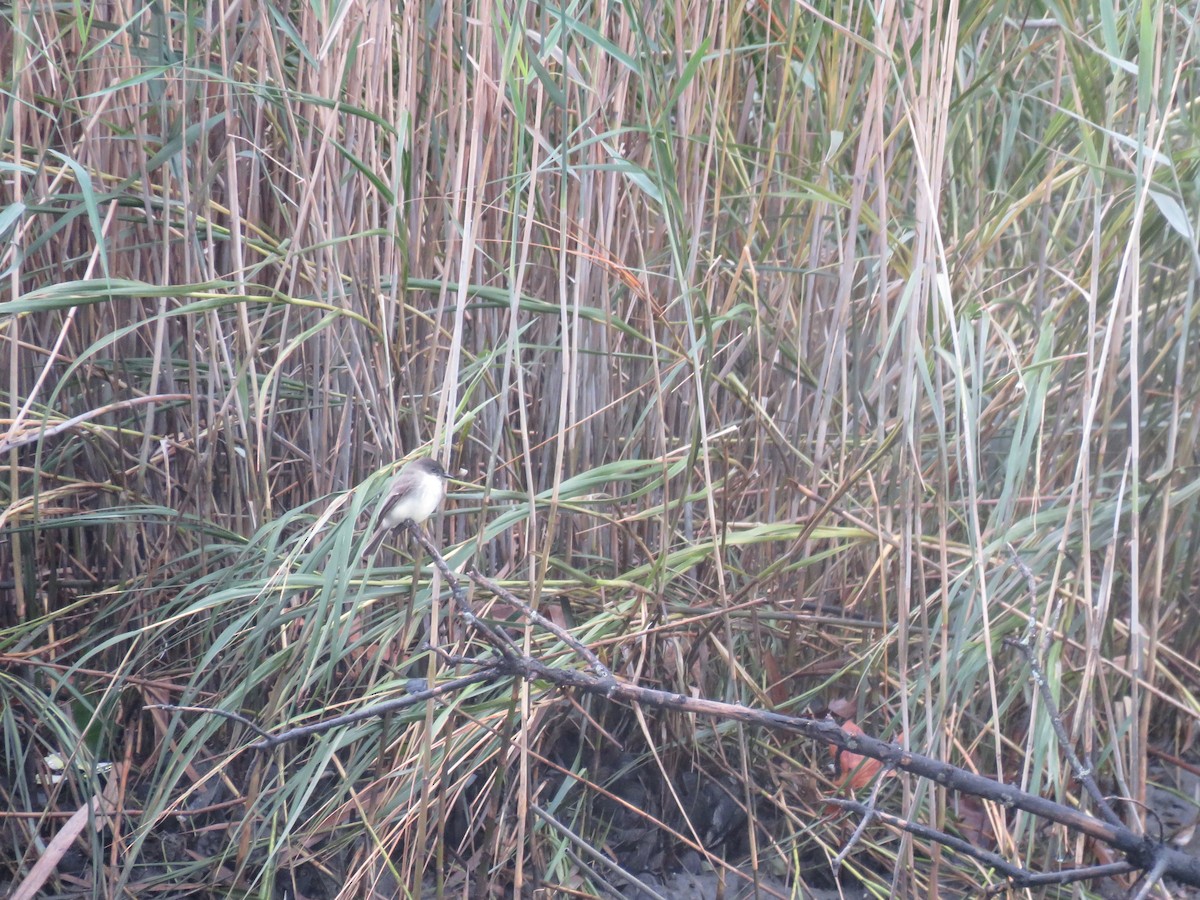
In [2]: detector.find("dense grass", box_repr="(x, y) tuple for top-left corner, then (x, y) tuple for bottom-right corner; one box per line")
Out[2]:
(2, 1), (1199, 897)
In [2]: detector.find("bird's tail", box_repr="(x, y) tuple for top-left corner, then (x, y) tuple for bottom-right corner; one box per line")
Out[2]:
(363, 526), (389, 557)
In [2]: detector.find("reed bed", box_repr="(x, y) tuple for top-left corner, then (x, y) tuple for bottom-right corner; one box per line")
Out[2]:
(2, 1), (1198, 897)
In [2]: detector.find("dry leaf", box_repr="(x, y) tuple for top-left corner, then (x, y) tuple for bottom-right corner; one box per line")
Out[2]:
(763, 650), (788, 706)
(956, 793), (996, 849)
(827, 697), (857, 719)
(832, 720), (887, 792)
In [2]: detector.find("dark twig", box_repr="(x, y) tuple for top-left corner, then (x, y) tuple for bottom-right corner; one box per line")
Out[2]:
(828, 799), (1138, 892)
(151, 670), (499, 751)
(424, 644), (500, 669)
(163, 632), (1200, 887)
(466, 566), (612, 678)
(994, 862), (1138, 891)
(1130, 852), (1170, 900)
(246, 669), (499, 750)
(405, 525), (523, 659)
(160, 539), (1200, 891)
(826, 797), (1033, 882)
(406, 524), (465, 601)
(145, 704), (272, 740)
(1005, 636), (1124, 829)
(1007, 543), (1042, 622)
(830, 765), (894, 877)
(467, 642), (1200, 888)
(1006, 546), (1124, 829)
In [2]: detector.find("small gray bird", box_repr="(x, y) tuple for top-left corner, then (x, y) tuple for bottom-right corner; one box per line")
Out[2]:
(364, 457), (449, 554)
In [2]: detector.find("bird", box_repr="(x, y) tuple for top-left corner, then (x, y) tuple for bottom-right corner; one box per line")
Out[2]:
(363, 457), (449, 554)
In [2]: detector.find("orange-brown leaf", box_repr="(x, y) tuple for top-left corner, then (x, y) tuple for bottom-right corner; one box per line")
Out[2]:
(762, 650), (788, 706)
(833, 720), (886, 792)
